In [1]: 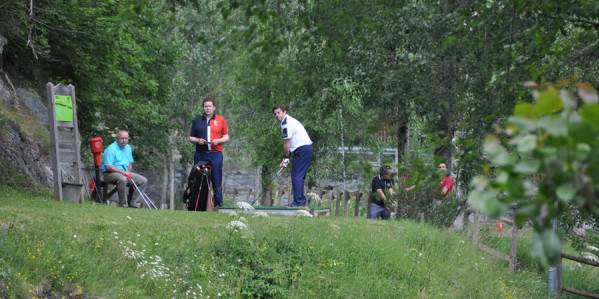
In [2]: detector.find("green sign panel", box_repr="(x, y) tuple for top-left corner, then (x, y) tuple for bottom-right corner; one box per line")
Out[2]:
(55, 95), (73, 122)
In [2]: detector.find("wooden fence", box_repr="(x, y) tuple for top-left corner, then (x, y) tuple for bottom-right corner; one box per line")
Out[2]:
(226, 186), (371, 217)
(464, 208), (519, 272)
(556, 252), (599, 298)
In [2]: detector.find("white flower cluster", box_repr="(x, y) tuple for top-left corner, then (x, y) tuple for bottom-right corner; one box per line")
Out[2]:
(581, 251), (598, 262)
(121, 244), (171, 280)
(252, 212), (269, 218)
(307, 192), (322, 204)
(295, 210), (313, 218)
(226, 220), (248, 230)
(236, 201), (254, 211)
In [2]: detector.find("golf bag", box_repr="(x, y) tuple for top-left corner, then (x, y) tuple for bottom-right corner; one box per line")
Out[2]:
(182, 161), (213, 211)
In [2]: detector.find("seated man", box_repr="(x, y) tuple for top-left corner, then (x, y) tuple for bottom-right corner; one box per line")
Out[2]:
(369, 165), (395, 220)
(102, 130), (148, 208)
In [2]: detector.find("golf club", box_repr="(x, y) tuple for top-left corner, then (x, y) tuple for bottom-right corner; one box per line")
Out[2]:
(130, 177), (158, 209)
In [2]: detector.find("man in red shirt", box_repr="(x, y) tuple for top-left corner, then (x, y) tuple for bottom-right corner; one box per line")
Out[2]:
(437, 162), (453, 198)
(189, 98), (230, 207)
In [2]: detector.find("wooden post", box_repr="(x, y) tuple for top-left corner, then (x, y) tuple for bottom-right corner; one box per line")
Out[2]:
(328, 190), (334, 210)
(343, 190), (350, 218)
(232, 188), (238, 205)
(47, 83), (83, 203)
(247, 188), (253, 203)
(335, 190), (342, 216)
(556, 252), (563, 298)
(354, 191), (362, 218)
(274, 188), (282, 206)
(318, 189), (326, 207)
(509, 223), (518, 272)
(472, 209), (480, 248)
(367, 191), (372, 219)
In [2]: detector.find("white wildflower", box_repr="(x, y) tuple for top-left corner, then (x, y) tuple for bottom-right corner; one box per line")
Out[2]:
(587, 245), (599, 253)
(581, 252), (598, 262)
(238, 216), (248, 224)
(226, 220), (248, 230)
(236, 201), (254, 211)
(229, 212), (238, 218)
(126, 216), (132, 220)
(252, 212), (269, 218)
(307, 192), (322, 204)
(296, 210), (313, 218)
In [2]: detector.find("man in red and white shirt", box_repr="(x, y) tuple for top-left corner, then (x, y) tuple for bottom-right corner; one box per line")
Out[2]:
(189, 98), (229, 207)
(437, 162), (453, 198)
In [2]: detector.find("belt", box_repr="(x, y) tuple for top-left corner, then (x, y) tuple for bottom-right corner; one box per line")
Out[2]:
(197, 150), (220, 153)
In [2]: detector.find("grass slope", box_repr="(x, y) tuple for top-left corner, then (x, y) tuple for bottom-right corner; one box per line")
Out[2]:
(0, 190), (583, 298)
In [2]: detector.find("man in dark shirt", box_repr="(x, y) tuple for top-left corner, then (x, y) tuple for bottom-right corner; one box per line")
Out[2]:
(189, 98), (229, 207)
(369, 165), (395, 220)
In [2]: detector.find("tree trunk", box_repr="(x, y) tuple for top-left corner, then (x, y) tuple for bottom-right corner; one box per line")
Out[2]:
(161, 162), (167, 208)
(259, 166), (274, 206)
(396, 97), (410, 164)
(167, 130), (176, 210)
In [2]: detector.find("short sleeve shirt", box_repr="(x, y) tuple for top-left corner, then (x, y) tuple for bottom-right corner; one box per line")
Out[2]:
(280, 115), (312, 152)
(190, 114), (229, 152)
(102, 141), (134, 173)
(436, 176), (453, 199)
(370, 175), (394, 207)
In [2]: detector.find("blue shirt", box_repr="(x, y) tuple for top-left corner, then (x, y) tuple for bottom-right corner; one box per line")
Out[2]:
(102, 141), (134, 173)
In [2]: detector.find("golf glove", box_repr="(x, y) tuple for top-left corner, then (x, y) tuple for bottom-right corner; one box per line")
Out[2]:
(123, 172), (132, 181)
(281, 158), (290, 168)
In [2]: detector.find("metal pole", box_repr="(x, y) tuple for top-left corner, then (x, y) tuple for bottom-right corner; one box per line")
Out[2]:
(340, 105), (346, 191)
(94, 165), (103, 204)
(547, 218), (558, 296)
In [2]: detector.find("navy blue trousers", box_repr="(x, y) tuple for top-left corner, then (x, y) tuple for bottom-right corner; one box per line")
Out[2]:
(194, 151), (224, 206)
(369, 202), (391, 220)
(291, 145), (313, 206)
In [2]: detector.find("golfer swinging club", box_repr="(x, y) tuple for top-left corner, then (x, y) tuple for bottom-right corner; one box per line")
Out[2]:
(273, 104), (313, 208)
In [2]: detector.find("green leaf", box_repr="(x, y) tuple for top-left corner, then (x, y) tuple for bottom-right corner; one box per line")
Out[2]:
(512, 134), (537, 153)
(514, 159), (540, 174)
(556, 182), (577, 203)
(529, 230), (563, 268)
(534, 89), (563, 116)
(580, 103), (599, 128)
(537, 117), (567, 136)
(537, 146), (557, 155)
(508, 116), (537, 131)
(467, 190), (507, 218)
(514, 103), (535, 118)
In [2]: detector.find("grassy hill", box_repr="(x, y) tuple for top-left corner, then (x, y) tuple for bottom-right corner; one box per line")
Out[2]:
(0, 190), (596, 298)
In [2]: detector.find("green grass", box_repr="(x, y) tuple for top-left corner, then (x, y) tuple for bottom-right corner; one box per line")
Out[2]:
(0, 189), (595, 298)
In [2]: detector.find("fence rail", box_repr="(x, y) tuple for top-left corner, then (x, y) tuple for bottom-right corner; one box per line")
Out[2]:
(557, 253), (599, 298)
(465, 208), (519, 272)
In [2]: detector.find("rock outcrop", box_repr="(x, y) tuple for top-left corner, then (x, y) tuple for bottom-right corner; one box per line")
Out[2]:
(0, 77), (81, 189)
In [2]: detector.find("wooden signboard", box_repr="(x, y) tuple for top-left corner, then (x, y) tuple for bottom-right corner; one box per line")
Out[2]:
(47, 83), (83, 203)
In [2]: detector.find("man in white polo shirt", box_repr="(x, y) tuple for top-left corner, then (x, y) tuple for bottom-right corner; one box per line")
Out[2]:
(273, 104), (313, 207)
